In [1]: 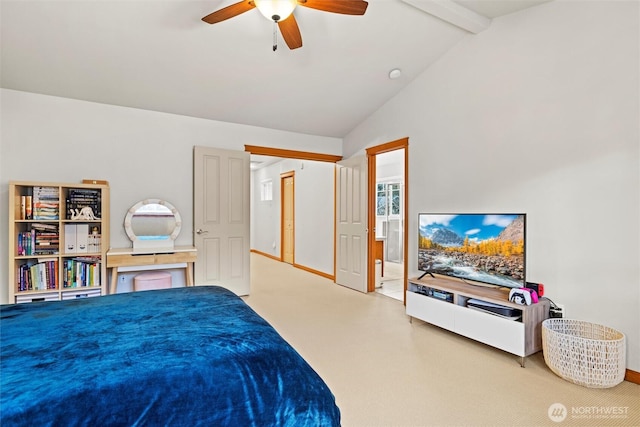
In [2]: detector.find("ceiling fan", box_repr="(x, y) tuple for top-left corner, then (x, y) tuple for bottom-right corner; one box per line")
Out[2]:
(202, 0), (369, 51)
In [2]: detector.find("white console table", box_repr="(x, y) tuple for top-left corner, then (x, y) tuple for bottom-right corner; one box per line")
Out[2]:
(106, 246), (197, 294)
(406, 275), (549, 366)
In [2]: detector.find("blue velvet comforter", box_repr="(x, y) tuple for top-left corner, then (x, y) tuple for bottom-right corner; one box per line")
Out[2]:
(0, 286), (340, 426)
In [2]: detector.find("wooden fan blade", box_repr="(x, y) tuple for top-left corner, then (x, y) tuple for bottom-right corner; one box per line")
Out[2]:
(298, 0), (368, 15)
(278, 15), (303, 50)
(202, 0), (256, 24)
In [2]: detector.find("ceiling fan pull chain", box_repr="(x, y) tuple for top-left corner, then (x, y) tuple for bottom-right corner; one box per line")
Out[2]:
(272, 21), (278, 51)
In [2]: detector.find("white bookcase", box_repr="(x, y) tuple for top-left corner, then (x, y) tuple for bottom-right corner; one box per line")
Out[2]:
(406, 275), (549, 366)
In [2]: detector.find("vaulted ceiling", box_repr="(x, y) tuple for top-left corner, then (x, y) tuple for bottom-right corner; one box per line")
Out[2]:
(1, 0), (550, 138)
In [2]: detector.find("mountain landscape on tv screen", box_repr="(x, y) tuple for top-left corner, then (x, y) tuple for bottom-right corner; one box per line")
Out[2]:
(418, 214), (525, 288)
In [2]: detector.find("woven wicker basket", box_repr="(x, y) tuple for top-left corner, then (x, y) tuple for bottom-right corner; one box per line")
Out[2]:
(542, 319), (626, 388)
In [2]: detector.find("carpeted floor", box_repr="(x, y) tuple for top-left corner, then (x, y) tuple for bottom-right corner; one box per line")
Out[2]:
(244, 253), (639, 427)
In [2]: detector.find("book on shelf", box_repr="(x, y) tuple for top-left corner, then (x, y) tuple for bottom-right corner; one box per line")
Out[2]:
(33, 223), (59, 255)
(16, 259), (58, 292)
(24, 195), (32, 220)
(21, 196), (27, 220)
(31, 222), (57, 231)
(17, 264), (30, 291)
(20, 187), (34, 220)
(32, 186), (60, 220)
(17, 224), (60, 256)
(66, 188), (101, 220)
(17, 231), (31, 256)
(63, 257), (101, 288)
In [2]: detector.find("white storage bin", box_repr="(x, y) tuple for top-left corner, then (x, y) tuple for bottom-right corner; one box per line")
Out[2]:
(542, 319), (625, 388)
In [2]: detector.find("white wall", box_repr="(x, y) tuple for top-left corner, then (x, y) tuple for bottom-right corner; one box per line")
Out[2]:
(344, 1), (640, 371)
(251, 159), (335, 275)
(0, 89), (341, 301)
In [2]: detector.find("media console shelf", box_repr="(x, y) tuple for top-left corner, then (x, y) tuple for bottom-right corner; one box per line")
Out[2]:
(406, 275), (549, 367)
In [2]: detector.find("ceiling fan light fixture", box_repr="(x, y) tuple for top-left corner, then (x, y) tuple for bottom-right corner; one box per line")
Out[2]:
(254, 0), (298, 22)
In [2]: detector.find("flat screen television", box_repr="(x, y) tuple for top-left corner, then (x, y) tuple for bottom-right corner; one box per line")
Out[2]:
(418, 213), (526, 288)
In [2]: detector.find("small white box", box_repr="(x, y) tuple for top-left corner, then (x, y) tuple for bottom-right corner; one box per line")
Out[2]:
(64, 224), (77, 253)
(61, 288), (102, 300)
(76, 224), (89, 253)
(16, 292), (59, 304)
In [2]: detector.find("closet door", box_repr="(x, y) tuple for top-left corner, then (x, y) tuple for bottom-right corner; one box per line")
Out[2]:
(281, 172), (295, 264)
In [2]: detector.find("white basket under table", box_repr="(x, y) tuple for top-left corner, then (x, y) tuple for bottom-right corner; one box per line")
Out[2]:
(542, 319), (626, 388)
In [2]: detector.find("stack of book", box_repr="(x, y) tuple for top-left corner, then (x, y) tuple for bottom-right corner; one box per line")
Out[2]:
(16, 259), (58, 291)
(20, 192), (33, 220)
(63, 257), (101, 288)
(66, 188), (101, 220)
(32, 223), (59, 255)
(17, 223), (60, 256)
(17, 230), (34, 256)
(33, 186), (60, 220)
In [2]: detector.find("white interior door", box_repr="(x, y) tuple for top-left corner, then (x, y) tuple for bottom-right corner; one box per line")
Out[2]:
(193, 146), (250, 296)
(335, 156), (368, 292)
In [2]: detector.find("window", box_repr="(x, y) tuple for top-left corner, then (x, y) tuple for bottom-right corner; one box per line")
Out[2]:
(260, 180), (273, 201)
(376, 182), (401, 216)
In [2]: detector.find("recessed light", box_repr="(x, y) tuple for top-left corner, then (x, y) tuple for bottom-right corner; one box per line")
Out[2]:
(388, 68), (402, 79)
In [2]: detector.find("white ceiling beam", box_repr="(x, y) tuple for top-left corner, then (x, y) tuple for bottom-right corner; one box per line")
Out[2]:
(401, 0), (492, 34)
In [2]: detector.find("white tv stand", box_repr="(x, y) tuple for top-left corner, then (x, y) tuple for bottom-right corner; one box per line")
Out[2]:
(406, 275), (549, 367)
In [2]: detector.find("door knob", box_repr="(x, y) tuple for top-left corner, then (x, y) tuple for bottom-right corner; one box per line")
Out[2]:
(196, 229), (208, 235)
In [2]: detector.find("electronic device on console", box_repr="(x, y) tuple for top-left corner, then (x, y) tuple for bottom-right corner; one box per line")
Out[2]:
(526, 281), (544, 297)
(466, 298), (522, 319)
(415, 285), (453, 303)
(509, 287), (539, 306)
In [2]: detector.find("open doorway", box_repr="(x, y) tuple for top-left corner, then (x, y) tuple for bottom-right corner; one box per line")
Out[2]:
(373, 149), (405, 301)
(366, 138), (409, 303)
(247, 146), (340, 280)
(247, 142), (407, 300)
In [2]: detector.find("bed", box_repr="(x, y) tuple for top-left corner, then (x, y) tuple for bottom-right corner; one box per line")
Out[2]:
(0, 286), (341, 426)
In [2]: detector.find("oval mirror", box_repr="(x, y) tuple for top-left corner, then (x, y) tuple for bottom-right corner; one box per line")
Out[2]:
(124, 199), (182, 250)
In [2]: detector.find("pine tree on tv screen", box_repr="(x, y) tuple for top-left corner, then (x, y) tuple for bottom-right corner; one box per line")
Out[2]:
(418, 214), (525, 288)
